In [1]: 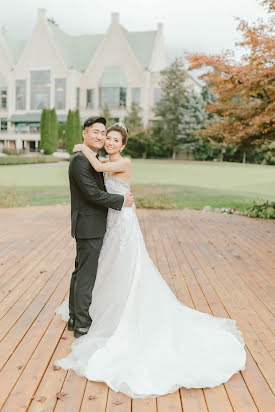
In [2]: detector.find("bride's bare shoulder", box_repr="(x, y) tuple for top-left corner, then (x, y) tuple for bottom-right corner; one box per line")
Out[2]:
(122, 156), (132, 166)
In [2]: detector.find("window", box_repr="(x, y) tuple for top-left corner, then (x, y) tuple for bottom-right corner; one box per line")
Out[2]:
(16, 80), (26, 110)
(30, 123), (40, 132)
(76, 87), (80, 108)
(15, 122), (27, 132)
(55, 79), (66, 110)
(153, 88), (163, 107)
(1, 90), (7, 109)
(99, 87), (127, 108)
(30, 70), (51, 110)
(0, 118), (7, 130)
(86, 89), (95, 108)
(131, 88), (141, 106)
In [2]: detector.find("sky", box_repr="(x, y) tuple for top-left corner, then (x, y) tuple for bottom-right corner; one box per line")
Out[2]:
(0, 0), (269, 66)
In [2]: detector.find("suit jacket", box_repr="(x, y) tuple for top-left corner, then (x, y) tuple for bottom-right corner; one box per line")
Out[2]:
(69, 152), (124, 239)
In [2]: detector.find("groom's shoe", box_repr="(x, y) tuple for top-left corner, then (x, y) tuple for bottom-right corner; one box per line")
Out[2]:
(74, 327), (89, 339)
(67, 317), (75, 331)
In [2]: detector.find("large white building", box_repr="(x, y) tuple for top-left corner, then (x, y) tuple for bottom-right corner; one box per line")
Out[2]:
(0, 8), (200, 152)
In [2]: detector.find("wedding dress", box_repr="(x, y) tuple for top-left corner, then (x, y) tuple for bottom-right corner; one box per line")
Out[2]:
(55, 176), (246, 398)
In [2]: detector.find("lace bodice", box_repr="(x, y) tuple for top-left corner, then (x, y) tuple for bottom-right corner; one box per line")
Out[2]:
(104, 176), (131, 195)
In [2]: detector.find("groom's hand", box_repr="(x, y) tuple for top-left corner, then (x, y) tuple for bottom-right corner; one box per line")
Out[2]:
(124, 193), (134, 207)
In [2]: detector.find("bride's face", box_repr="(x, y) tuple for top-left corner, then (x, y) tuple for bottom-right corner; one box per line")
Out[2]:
(105, 131), (125, 154)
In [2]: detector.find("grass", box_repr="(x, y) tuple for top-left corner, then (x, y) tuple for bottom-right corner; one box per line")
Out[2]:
(0, 159), (274, 210)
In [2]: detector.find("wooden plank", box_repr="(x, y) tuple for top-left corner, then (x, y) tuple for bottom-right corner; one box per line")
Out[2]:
(173, 210), (275, 411)
(0, 262), (73, 408)
(80, 381), (109, 412)
(105, 389), (131, 412)
(28, 329), (74, 412)
(0, 206), (274, 412)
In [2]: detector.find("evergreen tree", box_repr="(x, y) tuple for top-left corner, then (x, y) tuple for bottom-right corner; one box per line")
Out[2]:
(66, 110), (74, 154)
(40, 108), (47, 153)
(100, 104), (113, 128)
(154, 57), (187, 159)
(74, 109), (82, 145)
(66, 109), (82, 154)
(39, 109), (53, 154)
(49, 108), (58, 154)
(177, 85), (218, 160)
(123, 103), (150, 158)
(177, 91), (208, 154)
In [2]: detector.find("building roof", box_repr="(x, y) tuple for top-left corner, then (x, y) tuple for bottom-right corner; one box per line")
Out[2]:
(1, 16), (158, 73)
(99, 66), (127, 87)
(47, 21), (104, 71)
(1, 31), (27, 63)
(123, 28), (157, 69)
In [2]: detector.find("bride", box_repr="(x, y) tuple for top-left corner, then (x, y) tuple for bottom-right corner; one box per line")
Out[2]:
(55, 121), (246, 398)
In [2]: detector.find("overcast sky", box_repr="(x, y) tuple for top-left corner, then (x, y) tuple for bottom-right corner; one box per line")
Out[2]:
(0, 0), (269, 64)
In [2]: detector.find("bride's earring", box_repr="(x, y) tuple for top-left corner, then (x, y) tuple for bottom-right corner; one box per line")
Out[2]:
(120, 149), (123, 152)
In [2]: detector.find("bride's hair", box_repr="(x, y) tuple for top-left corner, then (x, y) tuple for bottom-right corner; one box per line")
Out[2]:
(106, 122), (129, 145)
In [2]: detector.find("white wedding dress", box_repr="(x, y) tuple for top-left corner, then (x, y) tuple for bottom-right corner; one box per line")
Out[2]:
(55, 176), (246, 398)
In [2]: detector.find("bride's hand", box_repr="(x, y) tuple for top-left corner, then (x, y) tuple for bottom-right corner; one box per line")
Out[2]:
(73, 144), (84, 153)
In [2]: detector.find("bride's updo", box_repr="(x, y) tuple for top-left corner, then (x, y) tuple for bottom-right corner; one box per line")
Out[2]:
(106, 122), (129, 145)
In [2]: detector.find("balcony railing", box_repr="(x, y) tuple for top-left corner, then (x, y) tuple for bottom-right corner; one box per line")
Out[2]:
(0, 130), (40, 141)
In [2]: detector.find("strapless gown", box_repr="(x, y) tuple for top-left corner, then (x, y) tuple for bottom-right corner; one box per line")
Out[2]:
(55, 176), (246, 398)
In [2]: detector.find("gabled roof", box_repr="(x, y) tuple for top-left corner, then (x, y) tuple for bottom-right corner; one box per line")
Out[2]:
(0, 19), (158, 72)
(1, 31), (27, 63)
(122, 28), (157, 69)
(47, 21), (104, 71)
(100, 66), (127, 87)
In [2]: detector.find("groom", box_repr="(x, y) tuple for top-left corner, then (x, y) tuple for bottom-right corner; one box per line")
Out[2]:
(68, 116), (134, 338)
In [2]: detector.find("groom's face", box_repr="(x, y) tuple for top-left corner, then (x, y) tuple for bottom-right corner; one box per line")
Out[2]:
(82, 122), (106, 152)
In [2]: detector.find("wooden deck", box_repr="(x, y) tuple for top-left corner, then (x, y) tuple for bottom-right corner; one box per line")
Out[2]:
(0, 205), (274, 412)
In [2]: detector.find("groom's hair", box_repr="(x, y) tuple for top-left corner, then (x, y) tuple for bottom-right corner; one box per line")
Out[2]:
(83, 116), (106, 130)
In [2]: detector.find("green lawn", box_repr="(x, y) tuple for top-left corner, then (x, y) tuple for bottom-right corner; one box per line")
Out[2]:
(1, 159), (274, 210)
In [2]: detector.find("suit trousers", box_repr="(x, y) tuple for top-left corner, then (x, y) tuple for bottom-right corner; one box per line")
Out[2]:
(69, 237), (104, 329)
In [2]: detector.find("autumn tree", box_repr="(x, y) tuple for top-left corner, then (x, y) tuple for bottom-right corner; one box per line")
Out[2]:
(187, 0), (275, 162)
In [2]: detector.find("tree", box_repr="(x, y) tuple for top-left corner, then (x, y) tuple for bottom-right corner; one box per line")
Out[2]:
(154, 57), (187, 159)
(65, 109), (82, 154)
(100, 104), (113, 128)
(177, 90), (209, 155)
(40, 108), (48, 153)
(187, 0), (275, 162)
(123, 103), (151, 158)
(50, 108), (58, 153)
(66, 110), (74, 154)
(40, 108), (57, 154)
(74, 109), (82, 145)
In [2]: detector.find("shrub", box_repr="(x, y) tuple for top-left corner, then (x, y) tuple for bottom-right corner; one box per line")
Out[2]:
(0, 155), (59, 165)
(243, 200), (275, 219)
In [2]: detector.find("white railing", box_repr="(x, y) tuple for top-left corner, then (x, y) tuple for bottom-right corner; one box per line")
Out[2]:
(0, 131), (40, 141)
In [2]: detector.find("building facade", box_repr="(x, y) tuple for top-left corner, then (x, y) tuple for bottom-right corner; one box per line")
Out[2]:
(0, 8), (200, 152)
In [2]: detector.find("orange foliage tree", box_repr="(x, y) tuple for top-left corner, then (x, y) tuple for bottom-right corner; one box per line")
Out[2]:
(187, 0), (275, 162)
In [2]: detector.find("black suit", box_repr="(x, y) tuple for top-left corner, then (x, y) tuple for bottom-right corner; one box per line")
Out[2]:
(69, 151), (124, 328)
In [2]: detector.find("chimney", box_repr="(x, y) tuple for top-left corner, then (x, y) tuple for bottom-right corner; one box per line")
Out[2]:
(111, 12), (120, 25)
(157, 23), (163, 33)
(37, 8), (46, 22)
